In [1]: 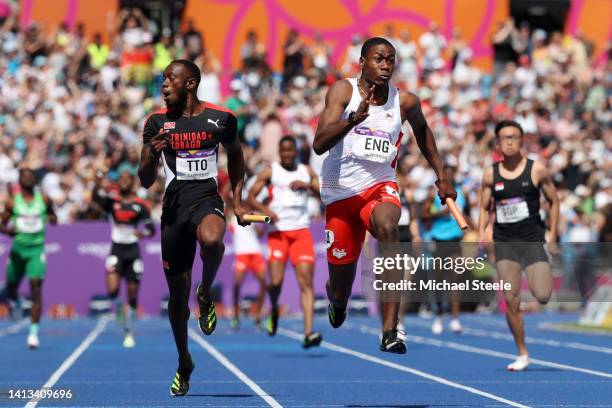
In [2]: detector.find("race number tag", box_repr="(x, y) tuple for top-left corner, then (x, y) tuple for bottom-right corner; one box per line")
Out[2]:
(352, 136), (397, 163)
(176, 149), (217, 180)
(496, 198), (529, 224)
(15, 215), (43, 233)
(279, 188), (307, 208)
(111, 224), (138, 244)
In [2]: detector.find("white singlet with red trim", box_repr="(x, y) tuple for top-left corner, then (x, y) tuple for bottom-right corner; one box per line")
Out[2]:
(269, 161), (311, 232)
(320, 77), (404, 205)
(230, 217), (262, 255)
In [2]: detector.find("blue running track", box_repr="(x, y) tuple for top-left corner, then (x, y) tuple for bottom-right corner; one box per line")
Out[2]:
(1, 312), (611, 407)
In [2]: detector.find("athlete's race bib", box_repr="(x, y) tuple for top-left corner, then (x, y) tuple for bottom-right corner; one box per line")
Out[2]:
(496, 198), (530, 224)
(278, 188), (308, 208)
(352, 136), (397, 164)
(15, 215), (43, 233)
(176, 149), (217, 180)
(111, 224), (138, 244)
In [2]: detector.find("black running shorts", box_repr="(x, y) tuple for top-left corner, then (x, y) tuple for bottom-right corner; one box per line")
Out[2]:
(494, 226), (548, 267)
(107, 243), (143, 283)
(160, 192), (225, 275)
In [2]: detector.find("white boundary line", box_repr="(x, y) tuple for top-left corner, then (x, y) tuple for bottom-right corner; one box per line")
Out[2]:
(351, 323), (612, 379)
(188, 328), (283, 408)
(24, 315), (111, 408)
(405, 318), (612, 354)
(0, 318), (29, 337)
(278, 328), (531, 408)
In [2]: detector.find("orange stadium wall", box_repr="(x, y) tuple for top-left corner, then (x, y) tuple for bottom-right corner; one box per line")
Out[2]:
(19, 0), (612, 72)
(19, 0), (116, 42)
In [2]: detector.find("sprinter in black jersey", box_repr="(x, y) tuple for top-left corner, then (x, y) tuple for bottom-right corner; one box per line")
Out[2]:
(478, 120), (559, 372)
(138, 59), (248, 396)
(93, 170), (155, 348)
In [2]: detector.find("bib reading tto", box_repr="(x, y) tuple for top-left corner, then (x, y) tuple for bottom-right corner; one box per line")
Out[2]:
(142, 103), (237, 198)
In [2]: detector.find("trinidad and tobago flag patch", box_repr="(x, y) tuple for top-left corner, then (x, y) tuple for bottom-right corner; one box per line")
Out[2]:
(163, 122), (175, 130)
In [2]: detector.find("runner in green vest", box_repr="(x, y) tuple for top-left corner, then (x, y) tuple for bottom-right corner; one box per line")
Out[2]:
(1, 169), (57, 349)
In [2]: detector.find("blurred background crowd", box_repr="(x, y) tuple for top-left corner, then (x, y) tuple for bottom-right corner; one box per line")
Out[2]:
(0, 1), (610, 243)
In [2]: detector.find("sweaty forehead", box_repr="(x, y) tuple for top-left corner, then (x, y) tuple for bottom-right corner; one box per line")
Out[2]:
(164, 63), (186, 77)
(366, 44), (395, 58)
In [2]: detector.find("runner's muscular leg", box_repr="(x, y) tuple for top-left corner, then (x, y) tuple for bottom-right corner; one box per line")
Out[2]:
(370, 202), (401, 332)
(196, 214), (226, 300)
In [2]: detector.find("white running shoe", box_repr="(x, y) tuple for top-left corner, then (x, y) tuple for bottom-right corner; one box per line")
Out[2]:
(507, 355), (530, 371)
(449, 318), (463, 333)
(431, 317), (443, 335)
(27, 333), (39, 349)
(123, 333), (136, 348)
(418, 305), (433, 318)
(397, 322), (407, 341)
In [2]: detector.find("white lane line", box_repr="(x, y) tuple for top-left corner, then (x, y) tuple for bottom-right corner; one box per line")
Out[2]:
(24, 315), (111, 408)
(404, 318), (612, 354)
(351, 323), (612, 379)
(188, 329), (283, 408)
(0, 318), (29, 337)
(278, 328), (530, 408)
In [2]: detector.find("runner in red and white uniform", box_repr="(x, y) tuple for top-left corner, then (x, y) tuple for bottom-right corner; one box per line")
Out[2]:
(314, 37), (455, 353)
(248, 136), (322, 349)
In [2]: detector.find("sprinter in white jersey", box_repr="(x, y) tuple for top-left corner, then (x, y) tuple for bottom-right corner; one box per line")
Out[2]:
(314, 37), (455, 353)
(230, 177), (267, 329)
(248, 136), (323, 349)
(229, 208), (266, 329)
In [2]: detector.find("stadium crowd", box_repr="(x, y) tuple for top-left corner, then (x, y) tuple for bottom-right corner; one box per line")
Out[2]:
(0, 4), (610, 242)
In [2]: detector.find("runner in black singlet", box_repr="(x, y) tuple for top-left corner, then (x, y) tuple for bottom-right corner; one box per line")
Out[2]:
(138, 59), (249, 396)
(93, 170), (154, 348)
(478, 120), (559, 371)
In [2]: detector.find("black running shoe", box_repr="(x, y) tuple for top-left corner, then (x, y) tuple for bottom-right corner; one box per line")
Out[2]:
(266, 310), (278, 336)
(170, 355), (195, 396)
(328, 303), (347, 329)
(196, 284), (216, 335)
(380, 329), (407, 354)
(302, 332), (322, 349)
(326, 283), (347, 329)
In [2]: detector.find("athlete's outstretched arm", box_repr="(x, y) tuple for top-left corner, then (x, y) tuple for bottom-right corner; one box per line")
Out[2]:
(306, 166), (321, 198)
(0, 198), (14, 236)
(246, 166), (278, 223)
(478, 167), (494, 243)
(139, 204), (156, 238)
(400, 92), (455, 202)
(313, 80), (355, 155)
(401, 93), (443, 178)
(223, 138), (248, 225)
(536, 163), (559, 242)
(43, 195), (58, 225)
(91, 172), (112, 212)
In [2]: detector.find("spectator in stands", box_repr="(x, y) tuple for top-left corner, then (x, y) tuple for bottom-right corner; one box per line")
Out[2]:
(282, 29), (304, 89)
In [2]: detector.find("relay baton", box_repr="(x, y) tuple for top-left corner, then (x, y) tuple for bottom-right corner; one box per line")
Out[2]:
(243, 214), (271, 224)
(446, 198), (468, 230)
